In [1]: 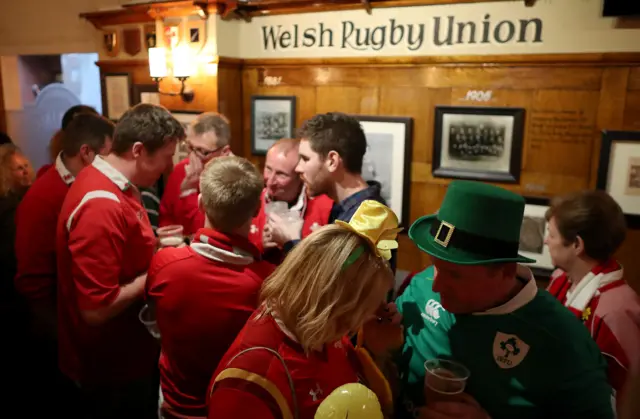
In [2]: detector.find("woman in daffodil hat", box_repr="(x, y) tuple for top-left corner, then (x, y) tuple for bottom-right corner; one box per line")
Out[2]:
(208, 200), (401, 419)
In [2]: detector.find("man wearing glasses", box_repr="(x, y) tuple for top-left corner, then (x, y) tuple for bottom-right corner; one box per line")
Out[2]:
(159, 112), (233, 236)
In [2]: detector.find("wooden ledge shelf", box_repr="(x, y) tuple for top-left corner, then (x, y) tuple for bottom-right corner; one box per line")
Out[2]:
(81, 1), (222, 29)
(81, 0), (531, 26)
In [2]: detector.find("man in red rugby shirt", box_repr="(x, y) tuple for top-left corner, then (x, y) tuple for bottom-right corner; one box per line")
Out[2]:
(14, 113), (113, 416)
(16, 113), (114, 339)
(250, 138), (332, 262)
(147, 155), (274, 418)
(159, 112), (232, 236)
(57, 104), (184, 418)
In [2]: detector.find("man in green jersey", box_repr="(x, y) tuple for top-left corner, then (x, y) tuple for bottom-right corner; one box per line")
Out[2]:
(394, 180), (614, 419)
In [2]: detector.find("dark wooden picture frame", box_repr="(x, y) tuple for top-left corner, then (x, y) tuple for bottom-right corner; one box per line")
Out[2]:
(520, 196), (555, 279)
(169, 110), (201, 165)
(354, 115), (413, 227)
(250, 95), (297, 155)
(432, 106), (525, 184)
(597, 130), (640, 229)
(101, 72), (132, 121)
(132, 84), (159, 105)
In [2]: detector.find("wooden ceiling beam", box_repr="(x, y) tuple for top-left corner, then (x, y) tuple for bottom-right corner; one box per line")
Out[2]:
(81, 0), (529, 27)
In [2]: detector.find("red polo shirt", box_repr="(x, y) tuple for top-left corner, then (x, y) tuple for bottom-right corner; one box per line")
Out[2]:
(147, 228), (274, 417)
(57, 156), (159, 385)
(15, 154), (74, 302)
(159, 158), (204, 236)
(248, 189), (333, 259)
(208, 314), (362, 419)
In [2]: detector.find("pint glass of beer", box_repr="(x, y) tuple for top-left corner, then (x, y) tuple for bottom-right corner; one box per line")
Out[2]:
(423, 359), (470, 404)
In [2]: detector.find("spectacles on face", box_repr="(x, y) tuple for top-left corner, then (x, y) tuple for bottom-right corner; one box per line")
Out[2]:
(184, 141), (225, 160)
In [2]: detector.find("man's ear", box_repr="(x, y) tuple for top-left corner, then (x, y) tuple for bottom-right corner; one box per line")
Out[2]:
(132, 141), (144, 158)
(574, 235), (586, 257)
(221, 145), (232, 156)
(326, 150), (340, 173)
(78, 144), (92, 164)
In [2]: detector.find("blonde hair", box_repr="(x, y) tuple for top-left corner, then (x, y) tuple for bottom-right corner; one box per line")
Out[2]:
(199, 155), (263, 232)
(259, 224), (393, 352)
(0, 144), (33, 197)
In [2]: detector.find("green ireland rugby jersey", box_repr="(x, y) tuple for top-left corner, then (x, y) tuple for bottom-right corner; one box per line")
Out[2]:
(395, 266), (614, 419)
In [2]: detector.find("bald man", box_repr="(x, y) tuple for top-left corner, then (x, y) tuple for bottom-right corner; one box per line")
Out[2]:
(249, 138), (333, 262)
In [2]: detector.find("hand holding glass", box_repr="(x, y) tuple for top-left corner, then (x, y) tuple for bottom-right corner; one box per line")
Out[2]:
(139, 304), (161, 340)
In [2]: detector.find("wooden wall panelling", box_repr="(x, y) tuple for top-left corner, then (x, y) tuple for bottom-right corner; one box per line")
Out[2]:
(159, 71), (219, 113)
(0, 62), (5, 133)
(242, 67), (316, 168)
(218, 58), (245, 156)
(592, 68), (630, 188)
(238, 54), (640, 276)
(624, 68), (640, 131)
(97, 60), (154, 86)
(97, 59), (221, 132)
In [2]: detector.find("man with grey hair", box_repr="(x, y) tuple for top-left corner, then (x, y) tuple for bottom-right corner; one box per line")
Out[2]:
(159, 112), (233, 235)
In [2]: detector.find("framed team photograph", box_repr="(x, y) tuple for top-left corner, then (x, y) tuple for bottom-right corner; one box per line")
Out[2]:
(519, 197), (554, 277)
(251, 95), (296, 155)
(432, 106), (525, 183)
(597, 130), (640, 228)
(170, 110), (200, 165)
(355, 115), (413, 227)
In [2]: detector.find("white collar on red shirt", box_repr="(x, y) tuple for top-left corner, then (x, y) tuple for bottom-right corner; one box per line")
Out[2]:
(92, 155), (131, 191)
(473, 265), (537, 316)
(190, 233), (255, 265)
(565, 266), (623, 312)
(265, 185), (308, 216)
(55, 152), (75, 185)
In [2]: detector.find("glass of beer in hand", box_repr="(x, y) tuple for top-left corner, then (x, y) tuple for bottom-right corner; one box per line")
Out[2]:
(157, 225), (184, 248)
(424, 359), (470, 404)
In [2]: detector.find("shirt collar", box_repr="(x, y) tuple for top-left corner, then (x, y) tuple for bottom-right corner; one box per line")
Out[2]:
(565, 260), (623, 311)
(55, 152), (75, 185)
(190, 228), (261, 265)
(264, 185), (308, 215)
(473, 265), (537, 316)
(92, 155), (131, 191)
(332, 180), (383, 222)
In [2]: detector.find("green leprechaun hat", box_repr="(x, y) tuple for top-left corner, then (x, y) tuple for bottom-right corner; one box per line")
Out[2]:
(409, 180), (536, 265)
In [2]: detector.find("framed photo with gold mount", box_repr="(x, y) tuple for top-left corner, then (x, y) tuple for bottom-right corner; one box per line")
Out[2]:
(103, 29), (119, 58)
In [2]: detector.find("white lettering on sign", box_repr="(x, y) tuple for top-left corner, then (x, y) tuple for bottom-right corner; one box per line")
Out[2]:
(462, 90), (493, 102)
(263, 76), (282, 86)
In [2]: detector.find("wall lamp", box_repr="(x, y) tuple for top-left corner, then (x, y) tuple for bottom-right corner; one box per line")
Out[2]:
(148, 46), (195, 103)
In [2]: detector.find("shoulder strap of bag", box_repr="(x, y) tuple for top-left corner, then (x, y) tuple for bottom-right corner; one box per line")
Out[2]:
(211, 346), (299, 419)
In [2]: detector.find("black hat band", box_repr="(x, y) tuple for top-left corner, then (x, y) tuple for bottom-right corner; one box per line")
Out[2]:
(429, 220), (520, 260)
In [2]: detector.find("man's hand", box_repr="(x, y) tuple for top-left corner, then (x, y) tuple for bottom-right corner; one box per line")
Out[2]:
(180, 152), (203, 194)
(267, 212), (302, 245)
(262, 224), (279, 249)
(418, 393), (491, 419)
(361, 302), (404, 357)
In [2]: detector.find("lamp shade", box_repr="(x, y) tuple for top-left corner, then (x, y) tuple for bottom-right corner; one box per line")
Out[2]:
(149, 47), (168, 79)
(172, 46), (194, 78)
